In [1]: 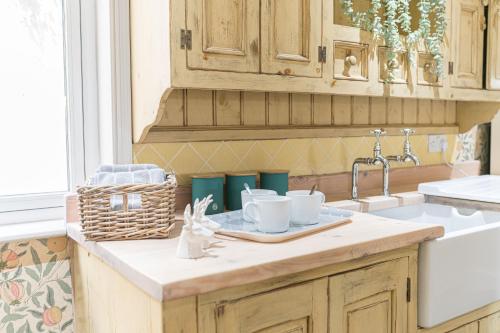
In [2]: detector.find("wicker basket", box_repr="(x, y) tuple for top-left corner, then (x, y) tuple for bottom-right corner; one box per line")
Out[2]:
(77, 174), (177, 241)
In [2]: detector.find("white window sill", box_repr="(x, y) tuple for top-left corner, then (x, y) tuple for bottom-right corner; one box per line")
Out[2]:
(0, 220), (67, 243)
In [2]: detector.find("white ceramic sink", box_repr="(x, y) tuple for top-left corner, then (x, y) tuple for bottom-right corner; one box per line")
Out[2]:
(371, 203), (500, 328)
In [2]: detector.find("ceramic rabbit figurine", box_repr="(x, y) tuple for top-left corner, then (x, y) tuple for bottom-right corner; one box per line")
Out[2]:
(176, 200), (215, 259)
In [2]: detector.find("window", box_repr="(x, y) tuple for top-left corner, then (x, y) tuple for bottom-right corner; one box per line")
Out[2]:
(0, 0), (86, 224)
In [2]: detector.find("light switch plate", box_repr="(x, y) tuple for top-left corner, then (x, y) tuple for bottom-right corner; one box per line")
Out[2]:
(428, 135), (448, 153)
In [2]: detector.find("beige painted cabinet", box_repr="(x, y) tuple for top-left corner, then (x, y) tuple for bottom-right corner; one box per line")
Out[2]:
(186, 0), (324, 78)
(330, 258), (409, 333)
(479, 311), (500, 332)
(487, 0), (500, 90)
(450, 0), (485, 89)
(186, 0), (260, 73)
(447, 322), (479, 333)
(198, 279), (328, 333)
(261, 0), (323, 77)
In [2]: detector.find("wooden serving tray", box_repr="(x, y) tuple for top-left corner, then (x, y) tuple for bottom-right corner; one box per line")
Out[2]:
(210, 207), (353, 243)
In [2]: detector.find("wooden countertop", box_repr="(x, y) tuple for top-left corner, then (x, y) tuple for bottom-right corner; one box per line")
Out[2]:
(67, 211), (444, 301)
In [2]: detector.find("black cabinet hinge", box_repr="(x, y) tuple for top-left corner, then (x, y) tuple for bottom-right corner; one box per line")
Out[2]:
(448, 61), (454, 75)
(318, 46), (327, 63)
(407, 277), (411, 303)
(181, 29), (192, 50)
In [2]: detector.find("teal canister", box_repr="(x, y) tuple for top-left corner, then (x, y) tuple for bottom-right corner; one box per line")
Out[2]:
(191, 173), (225, 215)
(226, 172), (257, 211)
(259, 170), (289, 196)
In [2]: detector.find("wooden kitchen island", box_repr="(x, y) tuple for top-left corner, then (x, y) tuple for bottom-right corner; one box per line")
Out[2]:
(68, 210), (444, 333)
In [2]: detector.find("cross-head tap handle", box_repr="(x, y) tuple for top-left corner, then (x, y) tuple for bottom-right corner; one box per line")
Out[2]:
(401, 128), (415, 140)
(370, 129), (386, 143)
(401, 128), (415, 153)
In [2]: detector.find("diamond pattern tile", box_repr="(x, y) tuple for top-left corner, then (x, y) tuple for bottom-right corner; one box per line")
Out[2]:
(134, 134), (461, 185)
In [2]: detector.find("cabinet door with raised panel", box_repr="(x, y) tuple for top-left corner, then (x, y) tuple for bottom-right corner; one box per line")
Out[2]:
(448, 322), (479, 333)
(487, 0), (500, 90)
(186, 0), (260, 73)
(198, 279), (327, 333)
(479, 311), (500, 332)
(329, 259), (409, 333)
(450, 0), (484, 89)
(261, 0), (323, 77)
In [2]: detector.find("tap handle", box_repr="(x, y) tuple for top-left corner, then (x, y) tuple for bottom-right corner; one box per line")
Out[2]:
(370, 129), (386, 143)
(401, 128), (415, 141)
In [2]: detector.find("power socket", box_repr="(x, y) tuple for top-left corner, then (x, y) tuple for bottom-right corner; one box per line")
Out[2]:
(428, 135), (448, 153)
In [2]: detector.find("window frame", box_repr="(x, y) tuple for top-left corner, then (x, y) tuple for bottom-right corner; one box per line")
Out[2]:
(0, 0), (132, 225)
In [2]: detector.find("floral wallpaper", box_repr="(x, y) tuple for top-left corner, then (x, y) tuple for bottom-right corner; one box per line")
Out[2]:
(452, 123), (491, 174)
(0, 237), (74, 333)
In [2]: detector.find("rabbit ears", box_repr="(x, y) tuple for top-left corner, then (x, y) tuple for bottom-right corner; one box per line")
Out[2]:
(184, 203), (193, 226)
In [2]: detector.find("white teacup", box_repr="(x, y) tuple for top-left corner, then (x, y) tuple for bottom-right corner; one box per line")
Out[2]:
(241, 189), (278, 221)
(243, 196), (291, 233)
(286, 190), (326, 225)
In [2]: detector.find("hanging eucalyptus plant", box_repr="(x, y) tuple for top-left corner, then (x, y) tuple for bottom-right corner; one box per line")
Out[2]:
(341, 0), (447, 82)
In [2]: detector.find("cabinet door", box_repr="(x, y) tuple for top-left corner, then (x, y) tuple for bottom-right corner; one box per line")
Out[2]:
(479, 311), (500, 332)
(450, 0), (484, 89)
(329, 259), (409, 333)
(198, 279), (327, 333)
(448, 322), (479, 333)
(487, 0), (500, 90)
(261, 0), (323, 77)
(186, 0), (260, 73)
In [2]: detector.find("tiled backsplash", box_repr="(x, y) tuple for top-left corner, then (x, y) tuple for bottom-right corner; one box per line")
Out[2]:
(134, 134), (457, 185)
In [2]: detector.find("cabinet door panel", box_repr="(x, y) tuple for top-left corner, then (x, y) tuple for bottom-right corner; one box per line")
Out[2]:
(450, 0), (484, 88)
(487, 0), (500, 90)
(261, 0), (323, 77)
(329, 259), (409, 333)
(448, 322), (479, 333)
(187, 0), (260, 73)
(199, 279), (327, 333)
(479, 311), (500, 332)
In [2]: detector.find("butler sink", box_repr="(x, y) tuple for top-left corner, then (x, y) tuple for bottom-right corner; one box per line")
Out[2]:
(370, 203), (500, 328)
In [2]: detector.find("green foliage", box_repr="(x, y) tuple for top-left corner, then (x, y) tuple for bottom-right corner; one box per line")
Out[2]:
(341, 0), (447, 81)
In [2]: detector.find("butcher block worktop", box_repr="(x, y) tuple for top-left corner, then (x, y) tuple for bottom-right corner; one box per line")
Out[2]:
(67, 210), (443, 301)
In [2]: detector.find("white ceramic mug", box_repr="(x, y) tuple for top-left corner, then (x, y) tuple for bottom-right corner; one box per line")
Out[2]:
(241, 189), (278, 221)
(243, 196), (291, 233)
(286, 190), (326, 225)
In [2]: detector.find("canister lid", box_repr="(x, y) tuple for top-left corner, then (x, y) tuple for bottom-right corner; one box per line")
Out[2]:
(259, 169), (289, 174)
(191, 173), (225, 179)
(226, 171), (257, 176)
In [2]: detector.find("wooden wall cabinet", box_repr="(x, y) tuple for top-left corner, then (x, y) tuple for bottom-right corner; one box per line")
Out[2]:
(130, 0), (500, 143)
(261, 0), (324, 77)
(449, 0), (485, 89)
(187, 0), (325, 78)
(186, 0), (260, 73)
(487, 0), (500, 90)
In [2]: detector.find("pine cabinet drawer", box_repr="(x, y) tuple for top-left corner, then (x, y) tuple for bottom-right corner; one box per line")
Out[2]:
(417, 53), (442, 86)
(333, 41), (369, 81)
(378, 47), (409, 84)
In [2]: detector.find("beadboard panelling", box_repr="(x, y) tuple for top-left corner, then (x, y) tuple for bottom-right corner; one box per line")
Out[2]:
(148, 89), (458, 143)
